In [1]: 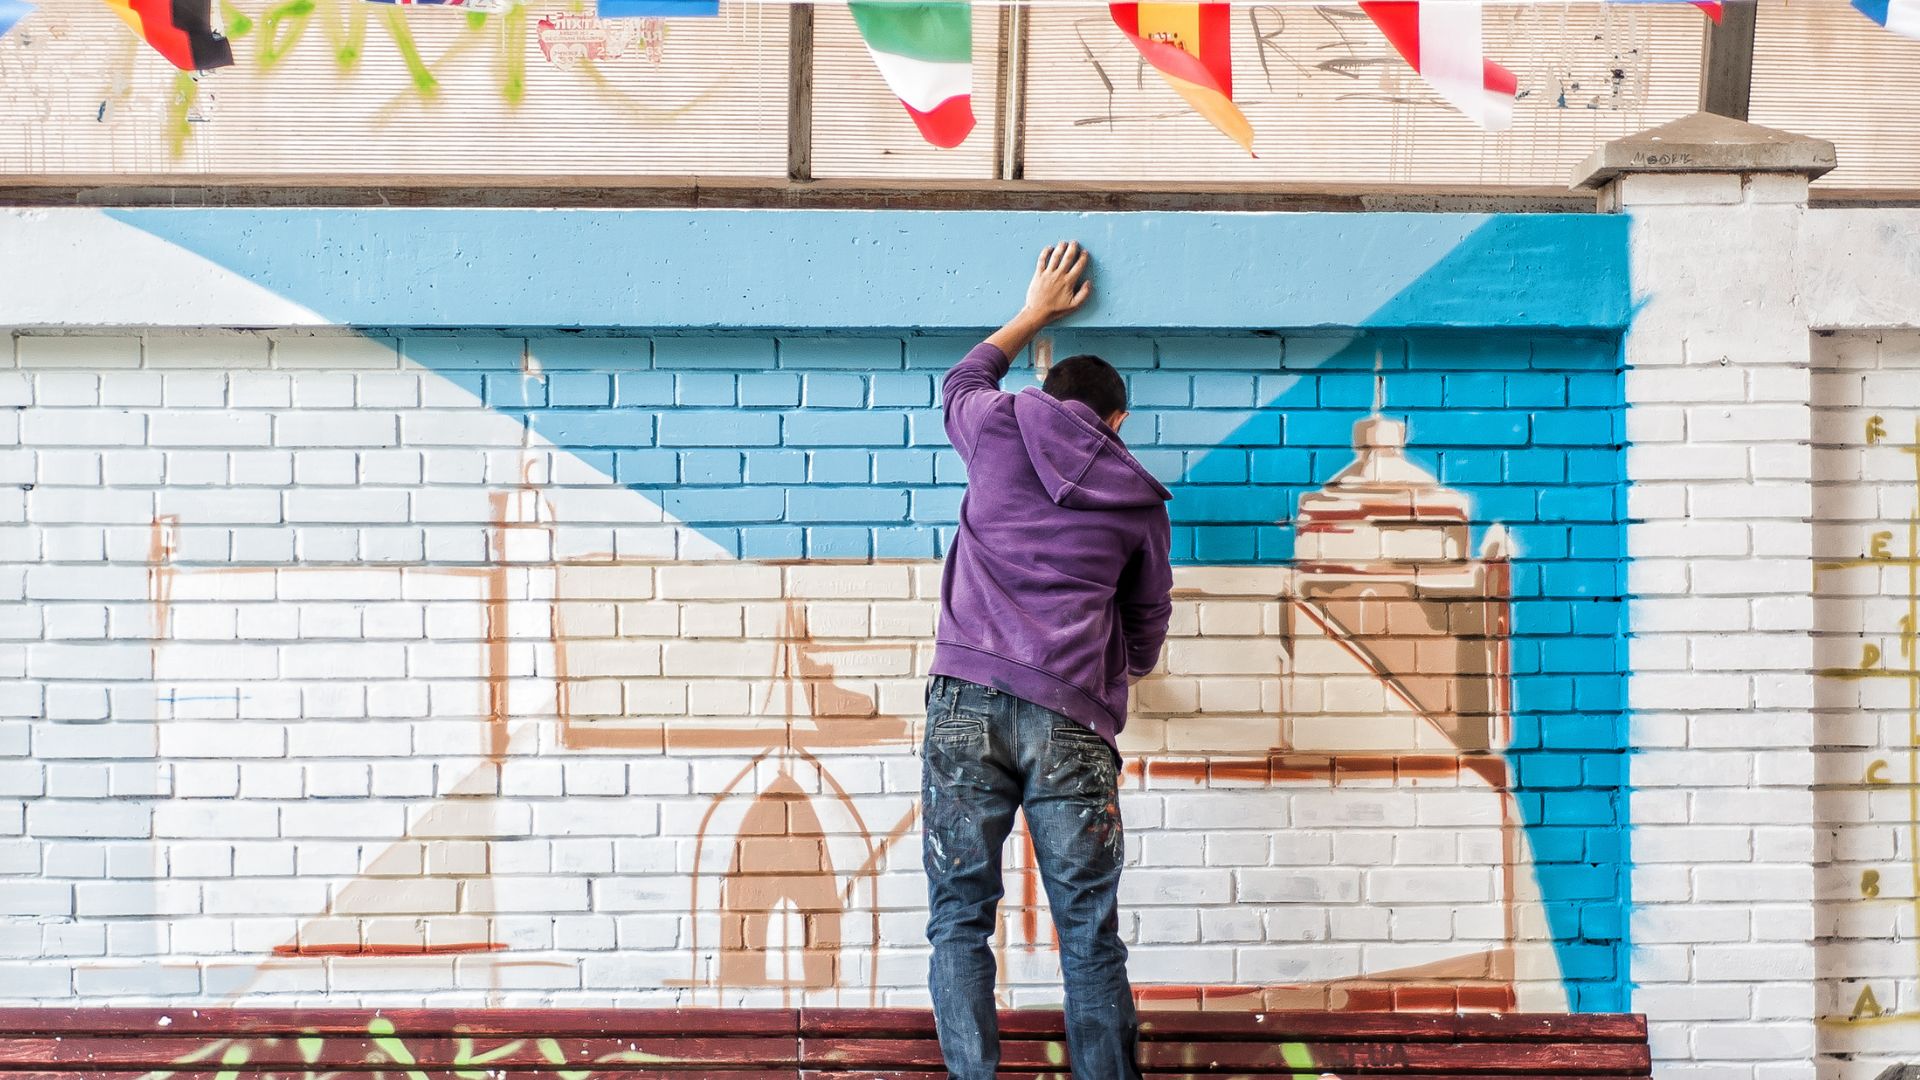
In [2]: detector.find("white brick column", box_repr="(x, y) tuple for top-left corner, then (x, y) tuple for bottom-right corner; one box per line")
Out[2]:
(1578, 115), (1836, 1080)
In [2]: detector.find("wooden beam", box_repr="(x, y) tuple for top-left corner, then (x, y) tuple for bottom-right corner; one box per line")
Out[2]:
(0, 176), (1603, 213)
(1699, 0), (1756, 120)
(787, 1), (814, 182)
(994, 3), (1029, 181)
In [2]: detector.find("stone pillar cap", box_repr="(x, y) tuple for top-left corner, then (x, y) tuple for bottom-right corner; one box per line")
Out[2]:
(1572, 111), (1836, 189)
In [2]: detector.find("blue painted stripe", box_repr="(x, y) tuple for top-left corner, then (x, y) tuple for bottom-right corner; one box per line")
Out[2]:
(102, 209), (1630, 332)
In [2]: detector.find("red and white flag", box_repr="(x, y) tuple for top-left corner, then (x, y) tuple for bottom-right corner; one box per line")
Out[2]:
(1359, 0), (1517, 131)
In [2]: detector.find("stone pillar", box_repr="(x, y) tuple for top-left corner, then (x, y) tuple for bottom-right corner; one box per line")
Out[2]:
(1575, 115), (1835, 1080)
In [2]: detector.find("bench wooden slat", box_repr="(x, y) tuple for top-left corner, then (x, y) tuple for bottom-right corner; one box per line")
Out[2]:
(1142, 1041), (1653, 1074)
(807, 1073), (1648, 1080)
(0, 1007), (1652, 1078)
(2, 1072), (802, 1079)
(0, 1008), (798, 1038)
(801, 1009), (1647, 1043)
(801, 1037), (1651, 1074)
(1141, 1013), (1648, 1043)
(798, 1008), (1066, 1037)
(1448, 1015), (1648, 1042)
(0, 1035), (799, 1069)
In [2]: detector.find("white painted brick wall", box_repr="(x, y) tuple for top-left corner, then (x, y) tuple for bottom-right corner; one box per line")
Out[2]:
(1619, 169), (1823, 1080)
(17, 183), (1920, 1078)
(0, 328), (1588, 1019)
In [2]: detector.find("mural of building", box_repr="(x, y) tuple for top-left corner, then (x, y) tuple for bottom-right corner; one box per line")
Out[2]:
(127, 334), (1608, 1015)
(25, 159), (1920, 1080)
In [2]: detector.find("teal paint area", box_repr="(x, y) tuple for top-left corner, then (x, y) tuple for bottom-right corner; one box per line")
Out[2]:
(103, 209), (1630, 333)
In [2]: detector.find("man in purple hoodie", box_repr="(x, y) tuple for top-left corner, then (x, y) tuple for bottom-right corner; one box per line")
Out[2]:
(923, 240), (1174, 1080)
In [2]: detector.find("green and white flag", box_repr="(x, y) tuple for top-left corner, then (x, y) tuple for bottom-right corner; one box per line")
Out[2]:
(848, 1), (974, 148)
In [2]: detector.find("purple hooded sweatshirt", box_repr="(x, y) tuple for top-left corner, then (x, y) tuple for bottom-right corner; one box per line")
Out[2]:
(928, 342), (1174, 749)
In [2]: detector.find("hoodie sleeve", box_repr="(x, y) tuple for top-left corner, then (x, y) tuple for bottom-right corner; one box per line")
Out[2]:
(1119, 507), (1174, 678)
(942, 342), (1012, 463)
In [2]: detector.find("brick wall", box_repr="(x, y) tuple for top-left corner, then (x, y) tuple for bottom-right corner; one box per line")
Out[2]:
(1809, 332), (1920, 1073)
(1618, 170), (1827, 1080)
(0, 328), (1627, 1012)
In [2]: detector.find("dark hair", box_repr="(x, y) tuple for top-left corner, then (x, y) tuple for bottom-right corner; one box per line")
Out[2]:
(1042, 354), (1127, 421)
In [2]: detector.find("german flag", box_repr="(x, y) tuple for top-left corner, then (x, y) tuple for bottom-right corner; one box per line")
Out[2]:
(101, 0), (233, 70)
(1109, 2), (1253, 154)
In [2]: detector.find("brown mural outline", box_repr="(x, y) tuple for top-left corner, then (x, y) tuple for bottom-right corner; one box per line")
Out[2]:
(140, 405), (1563, 1012)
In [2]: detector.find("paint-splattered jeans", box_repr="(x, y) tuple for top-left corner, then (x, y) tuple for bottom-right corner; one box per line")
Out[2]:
(922, 674), (1141, 1080)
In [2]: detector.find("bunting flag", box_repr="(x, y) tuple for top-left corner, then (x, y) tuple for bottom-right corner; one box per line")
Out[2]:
(1854, 0), (1920, 38)
(1610, 0), (1724, 22)
(1110, 2), (1253, 154)
(0, 0), (30, 37)
(100, 0), (232, 69)
(599, 0), (715, 16)
(850, 1), (975, 149)
(1358, 0), (1515, 130)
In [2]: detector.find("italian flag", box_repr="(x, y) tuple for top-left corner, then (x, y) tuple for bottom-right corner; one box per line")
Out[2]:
(849, 1), (976, 149)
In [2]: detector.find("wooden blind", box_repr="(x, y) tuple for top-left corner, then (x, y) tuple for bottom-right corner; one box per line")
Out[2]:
(0, 0), (788, 175)
(809, 2), (1001, 179)
(1750, 0), (1920, 189)
(20, 0), (1913, 188)
(1021, 1), (1705, 186)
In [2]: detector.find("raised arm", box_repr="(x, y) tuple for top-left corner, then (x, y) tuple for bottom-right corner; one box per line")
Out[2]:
(943, 241), (1093, 461)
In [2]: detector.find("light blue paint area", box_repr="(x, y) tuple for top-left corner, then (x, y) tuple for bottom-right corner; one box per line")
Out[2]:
(0, 0), (32, 39)
(1192, 335), (1631, 1012)
(103, 209), (1630, 331)
(103, 206), (1633, 1007)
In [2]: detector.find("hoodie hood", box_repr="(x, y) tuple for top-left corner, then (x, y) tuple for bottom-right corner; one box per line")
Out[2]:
(1012, 387), (1173, 511)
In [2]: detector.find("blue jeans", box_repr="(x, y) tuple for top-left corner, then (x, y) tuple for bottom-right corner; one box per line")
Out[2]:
(922, 675), (1141, 1080)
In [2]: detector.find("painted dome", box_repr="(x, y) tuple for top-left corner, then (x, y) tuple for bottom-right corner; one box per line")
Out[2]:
(1294, 413), (1474, 567)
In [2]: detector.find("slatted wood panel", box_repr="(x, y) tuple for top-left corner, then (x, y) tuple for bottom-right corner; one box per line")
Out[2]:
(0, 1008), (1650, 1077)
(0, 0), (788, 175)
(1020, 1), (1703, 186)
(809, 1), (1001, 179)
(1749, 0), (1920, 189)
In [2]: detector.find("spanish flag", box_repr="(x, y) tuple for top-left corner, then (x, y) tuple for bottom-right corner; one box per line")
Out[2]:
(1109, 2), (1253, 155)
(101, 0), (233, 70)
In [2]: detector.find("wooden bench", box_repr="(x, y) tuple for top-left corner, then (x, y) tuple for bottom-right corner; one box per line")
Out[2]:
(0, 1007), (1650, 1078)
